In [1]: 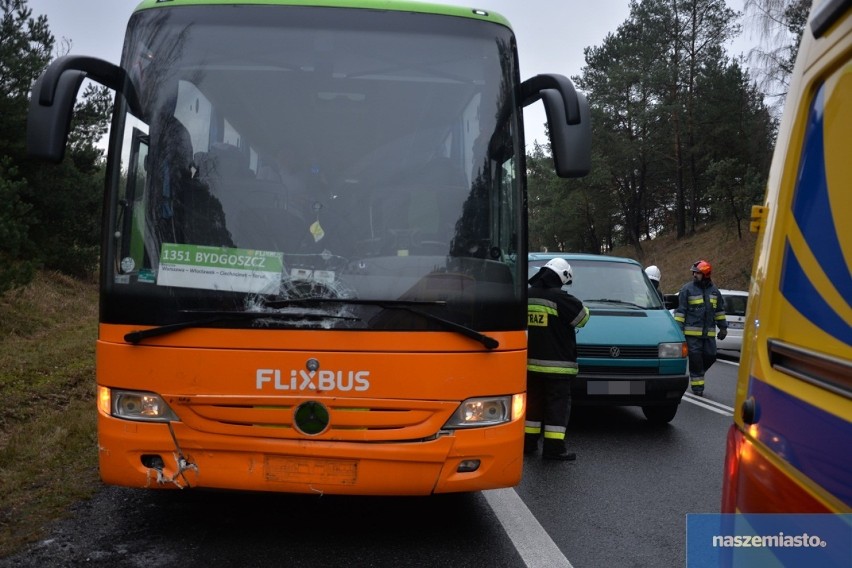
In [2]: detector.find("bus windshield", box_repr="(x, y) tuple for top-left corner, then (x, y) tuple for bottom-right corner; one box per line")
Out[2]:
(106, 5), (524, 331)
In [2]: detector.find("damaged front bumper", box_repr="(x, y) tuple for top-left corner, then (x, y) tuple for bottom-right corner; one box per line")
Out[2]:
(97, 415), (523, 495)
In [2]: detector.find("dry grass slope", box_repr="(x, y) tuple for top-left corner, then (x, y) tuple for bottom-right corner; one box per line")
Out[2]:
(0, 272), (100, 557)
(610, 222), (757, 294)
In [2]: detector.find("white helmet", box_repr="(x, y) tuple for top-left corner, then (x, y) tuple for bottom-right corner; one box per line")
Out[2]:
(544, 258), (573, 285)
(645, 265), (661, 283)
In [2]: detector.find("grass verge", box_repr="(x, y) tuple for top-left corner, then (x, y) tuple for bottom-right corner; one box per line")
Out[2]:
(0, 271), (99, 557)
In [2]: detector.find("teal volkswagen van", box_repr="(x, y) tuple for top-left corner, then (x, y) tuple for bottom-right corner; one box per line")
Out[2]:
(529, 253), (689, 423)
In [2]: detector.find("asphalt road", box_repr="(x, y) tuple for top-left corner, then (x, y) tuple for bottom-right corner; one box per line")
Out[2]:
(1, 357), (740, 568)
(516, 356), (739, 567)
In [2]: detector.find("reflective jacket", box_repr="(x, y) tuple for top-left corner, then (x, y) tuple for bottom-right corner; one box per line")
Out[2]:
(527, 278), (590, 376)
(673, 280), (727, 338)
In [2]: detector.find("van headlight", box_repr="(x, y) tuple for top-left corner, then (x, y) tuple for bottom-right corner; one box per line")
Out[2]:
(659, 342), (688, 358)
(443, 395), (520, 429)
(98, 387), (179, 422)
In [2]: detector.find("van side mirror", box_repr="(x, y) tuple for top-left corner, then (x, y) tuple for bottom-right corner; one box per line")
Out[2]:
(520, 73), (591, 178)
(664, 294), (679, 311)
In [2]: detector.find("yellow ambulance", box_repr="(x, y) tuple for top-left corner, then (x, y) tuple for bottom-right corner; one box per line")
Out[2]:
(721, 0), (851, 513)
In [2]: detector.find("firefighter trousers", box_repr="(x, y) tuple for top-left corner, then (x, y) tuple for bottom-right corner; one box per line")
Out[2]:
(686, 336), (717, 375)
(686, 336), (717, 393)
(525, 371), (572, 453)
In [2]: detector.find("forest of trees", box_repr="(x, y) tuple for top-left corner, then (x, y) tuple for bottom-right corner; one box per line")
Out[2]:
(0, 0), (112, 293)
(0, 0), (808, 293)
(527, 0), (809, 254)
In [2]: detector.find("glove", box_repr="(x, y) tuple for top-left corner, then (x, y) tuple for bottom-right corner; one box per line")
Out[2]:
(717, 328), (727, 340)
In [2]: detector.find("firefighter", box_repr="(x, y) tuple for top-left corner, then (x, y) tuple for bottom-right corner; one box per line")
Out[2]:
(673, 260), (727, 396)
(645, 265), (664, 301)
(526, 258), (590, 460)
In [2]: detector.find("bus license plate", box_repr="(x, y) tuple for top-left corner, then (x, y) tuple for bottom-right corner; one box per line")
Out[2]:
(265, 456), (358, 485)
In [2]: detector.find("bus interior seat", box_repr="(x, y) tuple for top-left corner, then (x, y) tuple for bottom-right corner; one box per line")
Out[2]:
(196, 142), (252, 203)
(234, 206), (308, 252)
(194, 143), (310, 251)
(205, 142), (253, 179)
(156, 115), (194, 182)
(151, 117), (233, 246)
(375, 158), (468, 255)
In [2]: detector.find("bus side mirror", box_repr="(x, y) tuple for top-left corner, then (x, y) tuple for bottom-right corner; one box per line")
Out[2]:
(520, 73), (591, 178)
(27, 69), (86, 162)
(28, 55), (142, 162)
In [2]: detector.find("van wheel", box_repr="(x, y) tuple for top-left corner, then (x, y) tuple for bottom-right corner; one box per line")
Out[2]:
(642, 403), (678, 424)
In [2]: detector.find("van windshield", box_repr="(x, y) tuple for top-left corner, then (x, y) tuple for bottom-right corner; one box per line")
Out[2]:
(529, 259), (664, 309)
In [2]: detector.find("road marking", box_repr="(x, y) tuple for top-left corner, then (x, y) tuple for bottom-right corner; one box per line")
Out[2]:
(716, 358), (739, 366)
(483, 487), (573, 568)
(682, 392), (734, 416)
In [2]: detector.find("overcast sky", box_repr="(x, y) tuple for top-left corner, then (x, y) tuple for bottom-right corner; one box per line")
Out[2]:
(26, 0), (752, 148)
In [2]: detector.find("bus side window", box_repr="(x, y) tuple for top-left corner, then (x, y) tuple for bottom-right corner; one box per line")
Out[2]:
(116, 127), (149, 274)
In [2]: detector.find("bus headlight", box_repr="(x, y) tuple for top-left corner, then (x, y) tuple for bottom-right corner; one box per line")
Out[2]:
(659, 342), (688, 358)
(99, 387), (179, 422)
(443, 396), (515, 429)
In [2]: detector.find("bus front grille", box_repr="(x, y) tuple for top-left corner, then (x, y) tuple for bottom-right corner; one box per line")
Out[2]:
(168, 395), (459, 442)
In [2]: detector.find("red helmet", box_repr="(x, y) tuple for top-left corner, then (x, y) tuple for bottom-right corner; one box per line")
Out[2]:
(691, 260), (712, 277)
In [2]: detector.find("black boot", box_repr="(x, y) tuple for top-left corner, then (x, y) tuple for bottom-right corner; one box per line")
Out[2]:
(543, 450), (576, 461)
(542, 439), (576, 461)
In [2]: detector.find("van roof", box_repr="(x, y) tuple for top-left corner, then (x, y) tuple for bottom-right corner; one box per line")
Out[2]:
(528, 252), (641, 267)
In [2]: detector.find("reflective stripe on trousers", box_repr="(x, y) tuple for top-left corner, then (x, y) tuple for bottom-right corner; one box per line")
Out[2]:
(526, 421), (568, 440)
(544, 425), (566, 440)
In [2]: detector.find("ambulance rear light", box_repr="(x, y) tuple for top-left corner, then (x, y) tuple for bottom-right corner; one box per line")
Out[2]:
(721, 424), (744, 513)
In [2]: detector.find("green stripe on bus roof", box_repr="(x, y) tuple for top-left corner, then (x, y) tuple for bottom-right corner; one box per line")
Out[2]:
(133, 0), (511, 28)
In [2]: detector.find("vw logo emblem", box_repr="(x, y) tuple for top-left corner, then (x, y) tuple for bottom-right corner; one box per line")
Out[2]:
(610, 346), (621, 358)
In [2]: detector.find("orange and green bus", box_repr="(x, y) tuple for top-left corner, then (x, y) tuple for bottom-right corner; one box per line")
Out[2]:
(28, 0), (590, 494)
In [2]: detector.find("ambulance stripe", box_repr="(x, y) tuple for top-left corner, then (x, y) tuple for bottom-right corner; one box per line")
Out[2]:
(747, 377), (852, 508)
(790, 84), (852, 305)
(780, 240), (852, 346)
(780, 80), (852, 346)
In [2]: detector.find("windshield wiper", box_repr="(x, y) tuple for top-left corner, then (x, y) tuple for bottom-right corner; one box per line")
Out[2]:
(263, 298), (499, 350)
(124, 310), (361, 344)
(585, 298), (645, 309)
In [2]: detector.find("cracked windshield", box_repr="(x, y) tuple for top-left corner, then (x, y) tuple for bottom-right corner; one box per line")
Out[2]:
(110, 6), (523, 330)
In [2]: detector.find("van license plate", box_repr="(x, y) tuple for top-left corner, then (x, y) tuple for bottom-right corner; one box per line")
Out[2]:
(587, 381), (645, 395)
